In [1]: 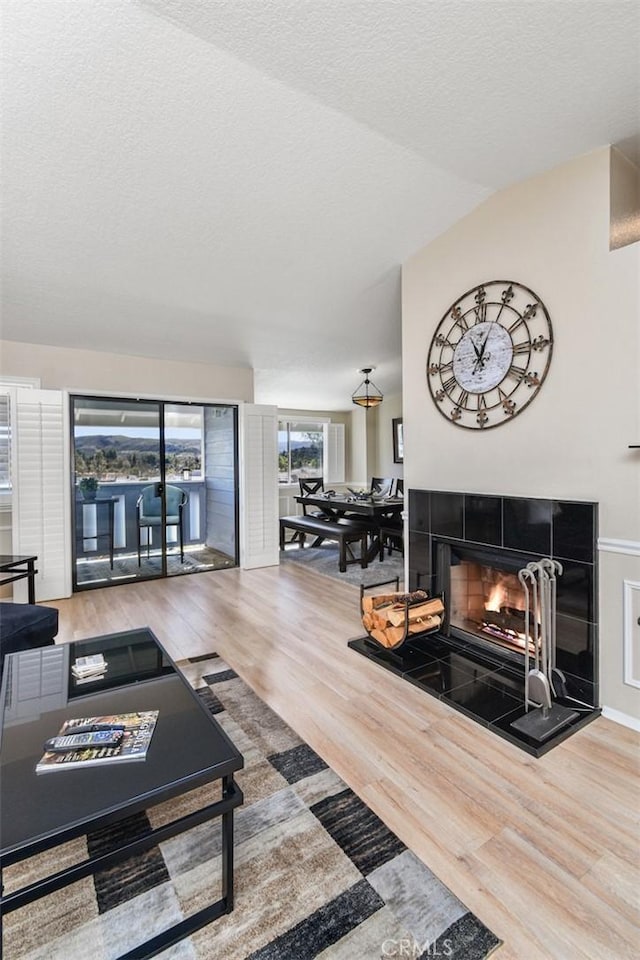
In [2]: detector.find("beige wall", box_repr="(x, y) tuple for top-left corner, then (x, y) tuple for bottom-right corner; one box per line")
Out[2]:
(402, 147), (640, 720)
(373, 392), (403, 484)
(0, 340), (254, 402)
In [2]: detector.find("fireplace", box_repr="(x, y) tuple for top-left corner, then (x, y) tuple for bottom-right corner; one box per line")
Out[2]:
(410, 491), (599, 707)
(348, 489), (600, 756)
(443, 544), (536, 658)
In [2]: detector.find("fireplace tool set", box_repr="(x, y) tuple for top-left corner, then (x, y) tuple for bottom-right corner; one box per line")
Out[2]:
(510, 559), (579, 742)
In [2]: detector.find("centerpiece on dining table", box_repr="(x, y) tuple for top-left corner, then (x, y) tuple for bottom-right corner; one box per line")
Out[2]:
(347, 487), (388, 502)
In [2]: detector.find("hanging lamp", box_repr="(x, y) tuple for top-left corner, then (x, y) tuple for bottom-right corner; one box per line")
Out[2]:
(351, 367), (383, 409)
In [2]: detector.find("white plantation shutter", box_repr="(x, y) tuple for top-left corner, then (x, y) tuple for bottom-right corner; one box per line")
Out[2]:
(325, 423), (345, 484)
(12, 389), (71, 601)
(239, 404), (279, 569)
(0, 394), (10, 491)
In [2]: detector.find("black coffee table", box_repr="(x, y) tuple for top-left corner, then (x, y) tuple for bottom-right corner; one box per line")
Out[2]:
(0, 628), (243, 959)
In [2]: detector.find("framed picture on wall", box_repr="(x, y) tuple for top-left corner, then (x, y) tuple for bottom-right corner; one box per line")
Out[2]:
(392, 417), (403, 463)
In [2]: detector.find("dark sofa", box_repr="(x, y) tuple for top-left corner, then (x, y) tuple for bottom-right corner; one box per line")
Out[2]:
(0, 602), (58, 674)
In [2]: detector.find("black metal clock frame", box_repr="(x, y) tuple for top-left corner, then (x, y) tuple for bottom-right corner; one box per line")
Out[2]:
(426, 280), (553, 430)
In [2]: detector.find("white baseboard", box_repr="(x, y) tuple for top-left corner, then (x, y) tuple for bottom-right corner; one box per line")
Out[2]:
(601, 706), (640, 732)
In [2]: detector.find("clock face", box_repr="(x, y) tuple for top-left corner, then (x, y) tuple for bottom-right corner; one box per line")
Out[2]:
(426, 280), (553, 429)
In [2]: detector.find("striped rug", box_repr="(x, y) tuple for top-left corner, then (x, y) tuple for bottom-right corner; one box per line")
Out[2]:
(3, 655), (501, 960)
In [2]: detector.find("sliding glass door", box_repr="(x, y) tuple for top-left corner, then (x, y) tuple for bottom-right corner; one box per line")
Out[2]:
(72, 396), (238, 590)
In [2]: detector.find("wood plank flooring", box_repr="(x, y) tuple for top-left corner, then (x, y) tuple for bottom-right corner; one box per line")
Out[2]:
(50, 564), (640, 959)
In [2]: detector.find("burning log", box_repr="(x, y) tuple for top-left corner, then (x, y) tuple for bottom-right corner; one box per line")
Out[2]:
(361, 591), (444, 649)
(479, 605), (537, 654)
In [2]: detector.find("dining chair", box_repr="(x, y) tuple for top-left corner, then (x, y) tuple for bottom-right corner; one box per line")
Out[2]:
(379, 478), (404, 557)
(370, 477), (393, 498)
(298, 478), (325, 515)
(137, 484), (189, 564)
(298, 477), (332, 521)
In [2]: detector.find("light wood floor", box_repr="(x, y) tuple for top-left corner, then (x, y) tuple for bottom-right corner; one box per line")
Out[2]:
(50, 564), (639, 959)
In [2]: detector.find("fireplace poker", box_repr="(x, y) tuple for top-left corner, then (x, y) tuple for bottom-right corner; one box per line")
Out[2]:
(517, 567), (538, 713)
(540, 558), (568, 698)
(525, 562), (553, 713)
(518, 563), (551, 711)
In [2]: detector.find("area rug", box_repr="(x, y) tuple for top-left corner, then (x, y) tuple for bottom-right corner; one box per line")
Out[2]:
(280, 543), (405, 589)
(3, 655), (501, 960)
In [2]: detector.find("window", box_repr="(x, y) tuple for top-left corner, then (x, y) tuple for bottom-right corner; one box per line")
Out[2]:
(72, 399), (205, 483)
(278, 420), (324, 483)
(0, 378), (40, 502)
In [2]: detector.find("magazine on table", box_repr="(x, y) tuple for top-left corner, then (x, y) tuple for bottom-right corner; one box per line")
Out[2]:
(36, 711), (159, 773)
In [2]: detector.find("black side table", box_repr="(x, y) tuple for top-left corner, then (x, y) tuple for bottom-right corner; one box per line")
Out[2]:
(0, 556), (37, 604)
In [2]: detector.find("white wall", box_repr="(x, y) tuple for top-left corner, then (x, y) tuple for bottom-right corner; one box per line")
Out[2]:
(402, 148), (640, 719)
(0, 340), (254, 402)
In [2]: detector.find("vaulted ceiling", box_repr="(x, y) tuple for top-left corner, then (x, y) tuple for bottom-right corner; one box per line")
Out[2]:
(2, 0), (639, 409)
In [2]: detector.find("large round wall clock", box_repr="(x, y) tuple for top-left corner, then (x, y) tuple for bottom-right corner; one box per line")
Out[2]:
(426, 280), (553, 430)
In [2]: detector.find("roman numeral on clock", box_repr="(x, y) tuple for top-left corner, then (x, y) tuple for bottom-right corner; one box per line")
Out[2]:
(450, 306), (469, 332)
(474, 287), (487, 323)
(508, 303), (538, 334)
(507, 364), (527, 382)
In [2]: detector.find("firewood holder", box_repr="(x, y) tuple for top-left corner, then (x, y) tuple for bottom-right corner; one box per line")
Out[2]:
(359, 579), (443, 654)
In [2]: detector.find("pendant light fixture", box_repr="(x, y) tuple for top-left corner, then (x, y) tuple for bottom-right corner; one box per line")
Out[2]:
(352, 367), (383, 409)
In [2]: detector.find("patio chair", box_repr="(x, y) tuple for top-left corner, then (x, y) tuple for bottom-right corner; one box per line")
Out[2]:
(136, 484), (188, 564)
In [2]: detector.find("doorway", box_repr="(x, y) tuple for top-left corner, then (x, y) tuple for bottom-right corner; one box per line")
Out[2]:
(71, 396), (239, 590)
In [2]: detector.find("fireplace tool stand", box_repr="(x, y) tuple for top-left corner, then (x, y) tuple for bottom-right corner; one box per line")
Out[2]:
(511, 559), (578, 742)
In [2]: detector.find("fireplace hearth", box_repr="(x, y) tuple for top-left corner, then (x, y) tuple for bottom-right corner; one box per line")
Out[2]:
(348, 490), (600, 756)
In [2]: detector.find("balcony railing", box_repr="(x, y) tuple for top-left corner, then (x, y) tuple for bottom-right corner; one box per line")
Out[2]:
(74, 480), (206, 559)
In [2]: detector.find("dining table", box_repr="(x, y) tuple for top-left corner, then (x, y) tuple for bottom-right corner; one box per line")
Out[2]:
(295, 492), (404, 563)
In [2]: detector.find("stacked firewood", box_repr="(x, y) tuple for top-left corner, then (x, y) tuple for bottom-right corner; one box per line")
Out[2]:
(361, 590), (445, 649)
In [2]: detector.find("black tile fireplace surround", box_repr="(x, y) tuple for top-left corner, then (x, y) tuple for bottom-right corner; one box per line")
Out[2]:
(349, 490), (600, 756)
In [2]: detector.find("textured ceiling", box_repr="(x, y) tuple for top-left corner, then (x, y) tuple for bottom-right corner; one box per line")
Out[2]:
(2, 0), (639, 409)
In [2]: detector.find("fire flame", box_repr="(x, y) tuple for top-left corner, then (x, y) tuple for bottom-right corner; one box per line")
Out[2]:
(485, 581), (507, 613)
